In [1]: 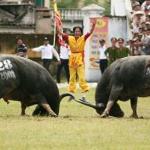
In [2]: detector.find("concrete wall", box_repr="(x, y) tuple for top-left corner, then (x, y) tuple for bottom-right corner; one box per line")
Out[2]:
(0, 33), (54, 57)
(44, 0), (50, 8)
(108, 16), (127, 45)
(35, 8), (52, 34)
(0, 4), (35, 33)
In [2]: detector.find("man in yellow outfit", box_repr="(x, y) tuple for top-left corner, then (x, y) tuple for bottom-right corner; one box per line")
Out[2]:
(57, 22), (96, 95)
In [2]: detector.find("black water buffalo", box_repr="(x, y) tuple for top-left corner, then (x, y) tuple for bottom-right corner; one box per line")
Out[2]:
(72, 56), (150, 118)
(0, 54), (74, 117)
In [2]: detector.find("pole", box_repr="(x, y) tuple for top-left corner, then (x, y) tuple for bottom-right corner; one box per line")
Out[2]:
(50, 0), (58, 47)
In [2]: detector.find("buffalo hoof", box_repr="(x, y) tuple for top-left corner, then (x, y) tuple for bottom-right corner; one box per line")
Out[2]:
(130, 114), (144, 119)
(100, 111), (109, 118)
(32, 106), (48, 116)
(49, 112), (58, 117)
(130, 114), (138, 119)
(100, 114), (109, 118)
(139, 116), (144, 119)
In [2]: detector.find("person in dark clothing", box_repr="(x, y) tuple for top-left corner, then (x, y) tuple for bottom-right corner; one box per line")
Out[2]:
(56, 42), (70, 83)
(98, 39), (108, 74)
(16, 38), (28, 57)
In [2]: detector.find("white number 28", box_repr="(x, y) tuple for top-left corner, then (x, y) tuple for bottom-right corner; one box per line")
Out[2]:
(0, 59), (13, 71)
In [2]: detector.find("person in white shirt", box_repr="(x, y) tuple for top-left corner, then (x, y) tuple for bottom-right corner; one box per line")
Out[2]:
(32, 37), (60, 73)
(98, 39), (108, 74)
(56, 42), (70, 83)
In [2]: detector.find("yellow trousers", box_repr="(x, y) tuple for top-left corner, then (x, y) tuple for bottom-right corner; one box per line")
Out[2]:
(68, 65), (89, 93)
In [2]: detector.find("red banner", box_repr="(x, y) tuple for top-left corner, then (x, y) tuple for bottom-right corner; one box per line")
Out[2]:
(89, 17), (109, 69)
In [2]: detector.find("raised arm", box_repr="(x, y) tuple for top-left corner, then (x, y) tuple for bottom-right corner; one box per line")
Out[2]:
(56, 24), (69, 42)
(89, 20), (96, 34)
(84, 20), (96, 40)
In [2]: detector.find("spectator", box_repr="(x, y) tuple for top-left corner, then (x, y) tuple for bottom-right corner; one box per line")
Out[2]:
(117, 38), (131, 58)
(16, 38), (28, 58)
(145, 21), (150, 29)
(140, 21), (147, 31)
(131, 37), (142, 55)
(131, 19), (142, 33)
(141, 0), (150, 14)
(130, 0), (150, 56)
(146, 12), (150, 22)
(32, 37), (60, 73)
(132, 10), (145, 33)
(105, 37), (118, 64)
(142, 29), (150, 54)
(132, 1), (141, 11)
(98, 39), (108, 74)
(56, 42), (70, 83)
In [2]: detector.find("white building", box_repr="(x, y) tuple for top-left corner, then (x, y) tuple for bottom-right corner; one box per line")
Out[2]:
(111, 0), (132, 16)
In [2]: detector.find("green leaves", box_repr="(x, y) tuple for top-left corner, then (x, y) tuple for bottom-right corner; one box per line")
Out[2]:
(57, 0), (110, 15)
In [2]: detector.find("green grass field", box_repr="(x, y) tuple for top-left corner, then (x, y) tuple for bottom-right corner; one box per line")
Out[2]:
(0, 87), (150, 150)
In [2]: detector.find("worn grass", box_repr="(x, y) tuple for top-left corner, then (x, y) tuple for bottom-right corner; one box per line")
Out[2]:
(0, 88), (150, 150)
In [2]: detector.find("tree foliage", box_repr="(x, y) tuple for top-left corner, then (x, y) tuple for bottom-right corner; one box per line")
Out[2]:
(57, 0), (110, 15)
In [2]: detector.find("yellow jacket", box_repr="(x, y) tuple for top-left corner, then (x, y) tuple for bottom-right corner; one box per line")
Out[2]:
(68, 35), (85, 68)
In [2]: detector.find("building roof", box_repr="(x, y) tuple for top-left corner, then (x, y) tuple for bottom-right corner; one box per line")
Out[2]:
(81, 4), (105, 11)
